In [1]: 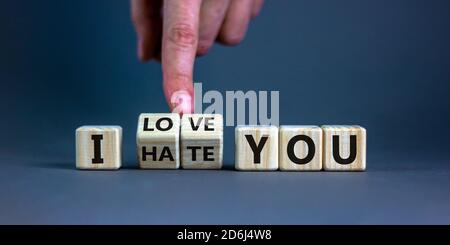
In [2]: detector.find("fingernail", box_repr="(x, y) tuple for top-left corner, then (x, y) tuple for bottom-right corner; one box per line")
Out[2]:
(170, 90), (193, 115)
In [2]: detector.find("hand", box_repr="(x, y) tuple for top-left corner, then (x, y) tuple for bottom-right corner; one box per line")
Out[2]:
(131, 0), (264, 114)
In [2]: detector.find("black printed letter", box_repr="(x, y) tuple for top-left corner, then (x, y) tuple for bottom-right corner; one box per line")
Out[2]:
(142, 146), (157, 161)
(187, 146), (202, 161)
(245, 135), (269, 164)
(204, 117), (214, 131)
(203, 146), (214, 161)
(143, 117), (173, 131)
(287, 135), (315, 165)
(332, 135), (357, 165)
(159, 146), (175, 161)
(91, 134), (104, 164)
(189, 117), (202, 131)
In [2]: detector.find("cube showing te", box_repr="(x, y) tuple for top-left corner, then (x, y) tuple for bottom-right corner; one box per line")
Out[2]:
(181, 114), (223, 169)
(76, 126), (122, 170)
(137, 113), (180, 169)
(235, 125), (279, 171)
(322, 125), (366, 171)
(279, 126), (322, 171)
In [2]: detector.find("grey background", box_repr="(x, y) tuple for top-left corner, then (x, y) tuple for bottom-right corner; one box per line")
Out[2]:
(1, 0), (450, 224)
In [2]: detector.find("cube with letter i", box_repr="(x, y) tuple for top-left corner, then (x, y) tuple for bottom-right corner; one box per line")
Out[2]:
(235, 125), (279, 171)
(137, 113), (180, 169)
(181, 114), (223, 169)
(76, 126), (122, 170)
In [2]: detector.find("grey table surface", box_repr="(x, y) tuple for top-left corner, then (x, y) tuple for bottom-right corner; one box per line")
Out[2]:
(1, 151), (450, 225)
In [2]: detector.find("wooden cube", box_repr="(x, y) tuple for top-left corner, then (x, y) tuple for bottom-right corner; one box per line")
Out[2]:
(181, 114), (223, 169)
(322, 125), (366, 171)
(76, 126), (122, 170)
(137, 113), (180, 169)
(279, 126), (322, 171)
(235, 126), (278, 171)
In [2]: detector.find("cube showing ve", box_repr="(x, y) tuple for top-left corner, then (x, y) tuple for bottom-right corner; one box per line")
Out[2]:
(181, 114), (223, 169)
(322, 125), (366, 171)
(235, 126), (279, 171)
(279, 126), (322, 171)
(137, 113), (180, 169)
(76, 126), (122, 170)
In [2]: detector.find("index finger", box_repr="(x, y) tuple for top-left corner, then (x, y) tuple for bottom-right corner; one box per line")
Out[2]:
(161, 0), (203, 114)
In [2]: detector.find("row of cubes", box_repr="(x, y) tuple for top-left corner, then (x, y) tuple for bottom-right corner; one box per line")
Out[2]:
(236, 125), (366, 171)
(76, 113), (366, 171)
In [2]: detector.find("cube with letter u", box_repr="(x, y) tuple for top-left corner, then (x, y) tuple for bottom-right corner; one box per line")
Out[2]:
(322, 125), (366, 171)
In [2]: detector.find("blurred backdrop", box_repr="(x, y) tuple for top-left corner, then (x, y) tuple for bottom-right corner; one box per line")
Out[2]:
(1, 0), (450, 167)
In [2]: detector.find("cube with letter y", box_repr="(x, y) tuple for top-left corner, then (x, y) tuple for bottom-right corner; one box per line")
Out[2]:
(181, 114), (223, 169)
(76, 126), (122, 170)
(137, 113), (180, 169)
(235, 125), (279, 171)
(322, 125), (366, 171)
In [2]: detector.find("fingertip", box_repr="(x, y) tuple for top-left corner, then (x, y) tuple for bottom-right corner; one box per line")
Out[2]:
(217, 33), (245, 46)
(169, 90), (194, 115)
(251, 0), (264, 18)
(218, 0), (252, 46)
(196, 41), (212, 56)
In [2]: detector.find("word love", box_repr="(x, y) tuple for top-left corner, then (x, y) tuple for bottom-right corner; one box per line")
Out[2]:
(75, 114), (366, 171)
(137, 113), (223, 169)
